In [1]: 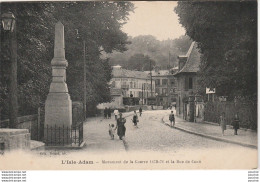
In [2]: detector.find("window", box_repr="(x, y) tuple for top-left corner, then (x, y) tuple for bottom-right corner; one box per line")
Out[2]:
(162, 88), (167, 95)
(189, 77), (193, 89)
(162, 79), (167, 85)
(170, 79), (175, 85)
(184, 77), (188, 91)
(185, 77), (193, 90)
(130, 82), (133, 88)
(155, 79), (160, 85)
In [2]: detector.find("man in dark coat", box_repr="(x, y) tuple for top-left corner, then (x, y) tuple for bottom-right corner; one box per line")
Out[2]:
(104, 107), (108, 119)
(232, 113), (240, 135)
(107, 107), (111, 119)
(139, 107), (142, 117)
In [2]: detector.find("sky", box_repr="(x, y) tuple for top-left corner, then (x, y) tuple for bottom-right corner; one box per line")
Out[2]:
(122, 1), (186, 41)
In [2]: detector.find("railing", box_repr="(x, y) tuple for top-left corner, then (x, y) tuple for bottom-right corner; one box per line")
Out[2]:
(44, 122), (83, 147)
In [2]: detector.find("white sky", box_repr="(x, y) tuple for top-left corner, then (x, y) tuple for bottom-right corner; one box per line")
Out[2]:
(122, 1), (186, 41)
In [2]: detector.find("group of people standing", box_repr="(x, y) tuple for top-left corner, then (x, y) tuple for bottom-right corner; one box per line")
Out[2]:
(103, 107), (111, 119)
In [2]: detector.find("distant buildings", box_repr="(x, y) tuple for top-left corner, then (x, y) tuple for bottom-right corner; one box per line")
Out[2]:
(110, 65), (155, 108)
(146, 66), (178, 108)
(107, 42), (202, 115)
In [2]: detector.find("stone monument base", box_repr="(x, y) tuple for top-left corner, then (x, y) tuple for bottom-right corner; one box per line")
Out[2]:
(0, 129), (30, 151)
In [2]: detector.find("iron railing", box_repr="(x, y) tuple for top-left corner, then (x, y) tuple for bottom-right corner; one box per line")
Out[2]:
(44, 122), (83, 147)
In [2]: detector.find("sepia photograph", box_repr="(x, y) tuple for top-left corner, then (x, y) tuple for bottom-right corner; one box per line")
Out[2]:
(0, 1), (258, 170)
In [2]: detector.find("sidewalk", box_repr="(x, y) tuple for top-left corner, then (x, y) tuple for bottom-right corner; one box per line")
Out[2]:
(162, 113), (257, 149)
(82, 112), (134, 152)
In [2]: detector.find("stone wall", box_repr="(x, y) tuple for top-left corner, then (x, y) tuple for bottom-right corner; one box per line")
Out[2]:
(0, 114), (39, 140)
(0, 129), (30, 151)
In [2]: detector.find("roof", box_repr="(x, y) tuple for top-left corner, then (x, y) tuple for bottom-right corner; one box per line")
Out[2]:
(175, 42), (201, 75)
(144, 70), (170, 77)
(112, 67), (150, 79)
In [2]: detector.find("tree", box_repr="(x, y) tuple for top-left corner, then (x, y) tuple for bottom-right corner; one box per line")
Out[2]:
(108, 35), (192, 69)
(0, 2), (134, 119)
(125, 54), (156, 71)
(175, 1), (257, 101)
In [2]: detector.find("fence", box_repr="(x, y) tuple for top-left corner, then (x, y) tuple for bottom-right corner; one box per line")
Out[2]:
(204, 101), (257, 130)
(44, 122), (83, 147)
(0, 101), (84, 142)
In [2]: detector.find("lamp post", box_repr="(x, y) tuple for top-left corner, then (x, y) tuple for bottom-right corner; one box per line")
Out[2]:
(146, 42), (153, 98)
(155, 93), (158, 106)
(2, 12), (17, 128)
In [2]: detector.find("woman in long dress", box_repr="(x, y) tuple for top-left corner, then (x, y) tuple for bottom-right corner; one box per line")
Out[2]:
(132, 110), (138, 127)
(116, 113), (126, 140)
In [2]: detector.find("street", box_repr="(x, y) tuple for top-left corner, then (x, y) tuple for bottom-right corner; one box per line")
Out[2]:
(79, 110), (257, 169)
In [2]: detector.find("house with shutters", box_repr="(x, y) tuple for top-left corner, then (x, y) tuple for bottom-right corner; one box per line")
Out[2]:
(174, 42), (202, 121)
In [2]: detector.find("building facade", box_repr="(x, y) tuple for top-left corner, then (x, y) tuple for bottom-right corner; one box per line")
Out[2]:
(110, 65), (155, 107)
(175, 42), (202, 121)
(146, 67), (178, 108)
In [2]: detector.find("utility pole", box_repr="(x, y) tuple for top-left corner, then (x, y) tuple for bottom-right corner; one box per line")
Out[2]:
(9, 22), (18, 128)
(150, 59), (152, 97)
(144, 83), (146, 105)
(142, 83), (143, 105)
(168, 51), (171, 69)
(83, 40), (87, 120)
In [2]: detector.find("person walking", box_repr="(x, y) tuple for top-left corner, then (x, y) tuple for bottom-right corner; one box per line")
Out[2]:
(114, 109), (119, 121)
(169, 110), (175, 127)
(116, 113), (126, 140)
(132, 110), (138, 127)
(232, 113), (240, 135)
(139, 107), (142, 117)
(104, 107), (108, 119)
(107, 107), (111, 119)
(219, 112), (227, 136)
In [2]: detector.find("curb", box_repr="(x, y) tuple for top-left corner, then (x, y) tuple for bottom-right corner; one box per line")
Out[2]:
(161, 118), (257, 149)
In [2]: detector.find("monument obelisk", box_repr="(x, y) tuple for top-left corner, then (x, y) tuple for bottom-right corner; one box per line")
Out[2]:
(44, 22), (72, 132)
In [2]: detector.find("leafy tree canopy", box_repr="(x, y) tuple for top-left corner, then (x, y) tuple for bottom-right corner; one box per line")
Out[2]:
(0, 2), (134, 118)
(175, 1), (257, 100)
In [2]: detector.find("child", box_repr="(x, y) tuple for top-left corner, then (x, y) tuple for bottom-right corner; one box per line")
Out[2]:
(109, 124), (116, 140)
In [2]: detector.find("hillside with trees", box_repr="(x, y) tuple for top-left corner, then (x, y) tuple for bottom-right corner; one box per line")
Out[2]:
(106, 35), (192, 70)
